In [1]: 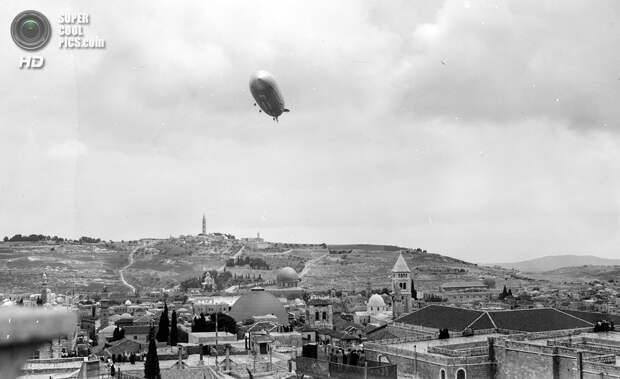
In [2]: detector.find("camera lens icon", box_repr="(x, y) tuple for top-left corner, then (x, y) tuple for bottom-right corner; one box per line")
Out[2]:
(11, 10), (51, 51)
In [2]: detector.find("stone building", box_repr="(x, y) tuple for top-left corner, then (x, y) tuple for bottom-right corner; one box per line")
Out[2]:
(306, 296), (334, 329)
(365, 305), (620, 378)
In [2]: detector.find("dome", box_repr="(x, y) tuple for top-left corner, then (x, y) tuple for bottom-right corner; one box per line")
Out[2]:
(100, 325), (116, 338)
(125, 300), (132, 306)
(229, 287), (289, 325)
(120, 313), (133, 319)
(294, 298), (305, 306)
(367, 294), (386, 311)
(276, 267), (299, 283)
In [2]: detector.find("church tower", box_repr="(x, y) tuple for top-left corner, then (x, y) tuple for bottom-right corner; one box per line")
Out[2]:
(41, 272), (48, 304)
(391, 252), (412, 318)
(202, 214), (206, 235)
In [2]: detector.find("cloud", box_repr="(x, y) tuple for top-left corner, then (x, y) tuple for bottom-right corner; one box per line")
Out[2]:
(48, 139), (87, 160)
(0, 0), (619, 262)
(390, 0), (620, 129)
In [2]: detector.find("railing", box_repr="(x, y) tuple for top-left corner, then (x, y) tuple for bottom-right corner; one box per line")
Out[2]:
(296, 357), (397, 379)
(428, 345), (488, 357)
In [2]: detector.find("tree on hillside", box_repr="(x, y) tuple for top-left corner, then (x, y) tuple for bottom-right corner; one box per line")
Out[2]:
(144, 327), (161, 379)
(2, 236), (8, 242)
(499, 285), (508, 300)
(411, 280), (418, 300)
(156, 303), (169, 343)
(170, 310), (178, 346)
(483, 278), (496, 289)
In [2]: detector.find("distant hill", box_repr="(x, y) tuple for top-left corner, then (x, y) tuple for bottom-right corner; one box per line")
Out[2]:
(327, 244), (404, 252)
(531, 265), (620, 282)
(496, 255), (620, 273)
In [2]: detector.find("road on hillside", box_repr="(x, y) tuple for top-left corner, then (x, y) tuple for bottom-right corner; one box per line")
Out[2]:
(299, 252), (328, 278)
(119, 246), (138, 293)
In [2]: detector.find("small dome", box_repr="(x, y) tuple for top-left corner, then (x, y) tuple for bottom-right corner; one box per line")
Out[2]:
(120, 313), (133, 319)
(276, 267), (299, 283)
(368, 294), (386, 308)
(125, 300), (132, 306)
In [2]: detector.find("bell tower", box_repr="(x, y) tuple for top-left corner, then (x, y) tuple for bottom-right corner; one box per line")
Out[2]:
(391, 252), (412, 318)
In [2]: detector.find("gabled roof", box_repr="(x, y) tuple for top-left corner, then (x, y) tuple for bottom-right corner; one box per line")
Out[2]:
(469, 313), (495, 330)
(365, 324), (398, 341)
(559, 309), (620, 324)
(392, 252), (411, 273)
(488, 308), (592, 332)
(395, 305), (594, 333)
(395, 305), (483, 331)
(105, 338), (141, 355)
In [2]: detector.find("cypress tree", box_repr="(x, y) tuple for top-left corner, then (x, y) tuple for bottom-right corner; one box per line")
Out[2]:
(156, 303), (169, 343)
(170, 310), (178, 346)
(144, 327), (160, 379)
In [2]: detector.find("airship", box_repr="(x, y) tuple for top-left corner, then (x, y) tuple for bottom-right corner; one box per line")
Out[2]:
(249, 70), (289, 121)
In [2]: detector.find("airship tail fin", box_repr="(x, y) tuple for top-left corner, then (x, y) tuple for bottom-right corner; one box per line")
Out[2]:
(283, 108), (290, 112)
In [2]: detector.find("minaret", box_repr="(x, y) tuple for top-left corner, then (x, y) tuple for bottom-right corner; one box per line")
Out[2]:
(41, 272), (48, 304)
(202, 214), (206, 235)
(391, 252), (412, 318)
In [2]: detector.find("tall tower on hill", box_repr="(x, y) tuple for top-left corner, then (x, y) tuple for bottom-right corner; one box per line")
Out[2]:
(391, 252), (412, 318)
(41, 272), (48, 304)
(202, 214), (206, 235)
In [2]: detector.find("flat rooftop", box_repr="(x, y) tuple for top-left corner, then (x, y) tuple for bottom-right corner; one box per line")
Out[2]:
(388, 333), (502, 354)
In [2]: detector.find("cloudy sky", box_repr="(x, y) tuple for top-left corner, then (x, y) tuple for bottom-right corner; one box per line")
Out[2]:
(1, 0), (619, 263)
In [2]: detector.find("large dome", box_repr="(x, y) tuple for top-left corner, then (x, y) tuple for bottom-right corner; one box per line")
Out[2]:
(229, 287), (289, 325)
(276, 267), (299, 283)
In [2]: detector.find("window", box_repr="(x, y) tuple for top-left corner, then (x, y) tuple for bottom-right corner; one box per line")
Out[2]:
(315, 311), (319, 321)
(440, 369), (446, 379)
(456, 368), (466, 379)
(322, 312), (326, 320)
(133, 335), (137, 340)
(403, 282), (407, 290)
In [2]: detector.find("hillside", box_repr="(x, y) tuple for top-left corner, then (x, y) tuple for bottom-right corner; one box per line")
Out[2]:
(0, 241), (130, 295)
(527, 265), (620, 282)
(301, 248), (512, 292)
(495, 255), (620, 273)
(1, 237), (520, 296)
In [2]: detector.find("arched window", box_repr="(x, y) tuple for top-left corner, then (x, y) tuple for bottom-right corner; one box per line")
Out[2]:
(440, 369), (446, 379)
(456, 368), (466, 379)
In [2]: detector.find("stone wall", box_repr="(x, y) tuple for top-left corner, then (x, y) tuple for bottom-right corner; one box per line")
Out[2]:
(494, 340), (577, 379)
(365, 342), (492, 379)
(581, 360), (620, 379)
